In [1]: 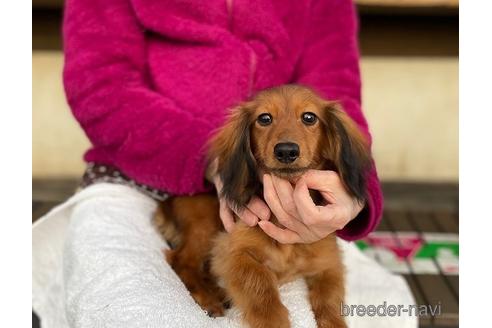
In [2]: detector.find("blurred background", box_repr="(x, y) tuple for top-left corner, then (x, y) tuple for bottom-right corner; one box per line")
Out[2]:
(32, 1), (459, 328)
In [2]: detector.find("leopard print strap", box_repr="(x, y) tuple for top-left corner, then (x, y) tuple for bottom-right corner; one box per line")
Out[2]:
(80, 162), (170, 201)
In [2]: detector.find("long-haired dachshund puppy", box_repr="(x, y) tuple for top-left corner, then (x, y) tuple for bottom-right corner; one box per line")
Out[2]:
(155, 85), (372, 328)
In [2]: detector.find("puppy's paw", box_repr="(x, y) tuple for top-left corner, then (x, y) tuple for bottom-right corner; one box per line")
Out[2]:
(314, 312), (347, 328)
(182, 270), (226, 317)
(196, 294), (225, 318)
(245, 303), (290, 328)
(164, 249), (175, 264)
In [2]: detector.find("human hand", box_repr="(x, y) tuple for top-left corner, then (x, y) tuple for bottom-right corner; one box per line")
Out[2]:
(212, 174), (271, 232)
(258, 170), (365, 244)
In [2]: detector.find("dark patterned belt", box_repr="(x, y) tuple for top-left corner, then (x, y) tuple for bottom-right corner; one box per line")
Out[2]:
(80, 162), (170, 201)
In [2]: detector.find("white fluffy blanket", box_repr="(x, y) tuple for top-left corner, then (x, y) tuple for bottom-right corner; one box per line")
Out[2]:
(32, 183), (417, 328)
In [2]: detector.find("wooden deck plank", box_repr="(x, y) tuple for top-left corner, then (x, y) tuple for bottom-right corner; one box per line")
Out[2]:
(410, 211), (441, 233)
(432, 211), (459, 233)
(375, 212), (390, 231)
(384, 214), (437, 326)
(414, 274), (459, 326)
(403, 274), (433, 326)
(32, 178), (78, 202)
(446, 276), (459, 300)
(406, 211), (459, 327)
(32, 201), (58, 223)
(386, 210), (415, 232)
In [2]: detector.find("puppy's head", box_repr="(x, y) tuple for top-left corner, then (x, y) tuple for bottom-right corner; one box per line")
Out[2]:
(208, 85), (372, 211)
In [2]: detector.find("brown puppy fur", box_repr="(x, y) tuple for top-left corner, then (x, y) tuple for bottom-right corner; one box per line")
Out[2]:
(157, 85), (372, 327)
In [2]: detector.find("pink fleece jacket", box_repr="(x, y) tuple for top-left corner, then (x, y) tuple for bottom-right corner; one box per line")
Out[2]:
(63, 0), (382, 240)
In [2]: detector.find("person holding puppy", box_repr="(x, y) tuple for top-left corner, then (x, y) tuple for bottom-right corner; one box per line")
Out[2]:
(59, 0), (386, 325)
(64, 0), (382, 241)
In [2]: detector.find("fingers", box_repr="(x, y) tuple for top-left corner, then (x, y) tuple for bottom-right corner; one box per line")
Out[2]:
(263, 174), (289, 219)
(301, 170), (339, 189)
(258, 221), (301, 244)
(271, 175), (299, 218)
(263, 174), (306, 233)
(246, 196), (271, 221)
(215, 175), (236, 232)
(293, 179), (322, 225)
(294, 179), (334, 225)
(300, 170), (338, 204)
(236, 207), (259, 227)
(219, 200), (259, 232)
(294, 179), (344, 230)
(219, 200), (236, 233)
(215, 173), (257, 230)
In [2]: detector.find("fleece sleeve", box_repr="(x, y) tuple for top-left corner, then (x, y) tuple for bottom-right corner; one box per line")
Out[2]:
(63, 0), (214, 195)
(293, 0), (383, 240)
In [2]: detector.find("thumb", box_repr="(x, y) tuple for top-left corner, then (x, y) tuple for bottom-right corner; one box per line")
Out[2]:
(299, 170), (338, 203)
(300, 170), (339, 189)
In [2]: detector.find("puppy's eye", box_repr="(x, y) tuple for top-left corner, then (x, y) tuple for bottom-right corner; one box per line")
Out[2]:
(301, 112), (317, 125)
(257, 113), (273, 126)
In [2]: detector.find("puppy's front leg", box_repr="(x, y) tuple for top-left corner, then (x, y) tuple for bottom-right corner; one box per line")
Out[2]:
(306, 268), (347, 328)
(213, 248), (290, 328)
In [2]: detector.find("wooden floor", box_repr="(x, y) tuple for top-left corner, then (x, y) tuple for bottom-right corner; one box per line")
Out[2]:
(32, 179), (459, 328)
(33, 8), (458, 57)
(367, 208), (458, 327)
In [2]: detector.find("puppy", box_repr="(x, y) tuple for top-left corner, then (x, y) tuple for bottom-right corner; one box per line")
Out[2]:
(156, 85), (372, 328)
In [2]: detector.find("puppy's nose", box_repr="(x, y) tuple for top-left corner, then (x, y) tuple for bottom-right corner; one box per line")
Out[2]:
(274, 142), (300, 164)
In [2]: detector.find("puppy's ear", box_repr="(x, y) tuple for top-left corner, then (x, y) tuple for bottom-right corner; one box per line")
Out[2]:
(321, 102), (372, 202)
(208, 103), (260, 210)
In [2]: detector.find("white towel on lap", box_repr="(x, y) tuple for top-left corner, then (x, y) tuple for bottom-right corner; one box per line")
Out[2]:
(32, 183), (417, 328)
